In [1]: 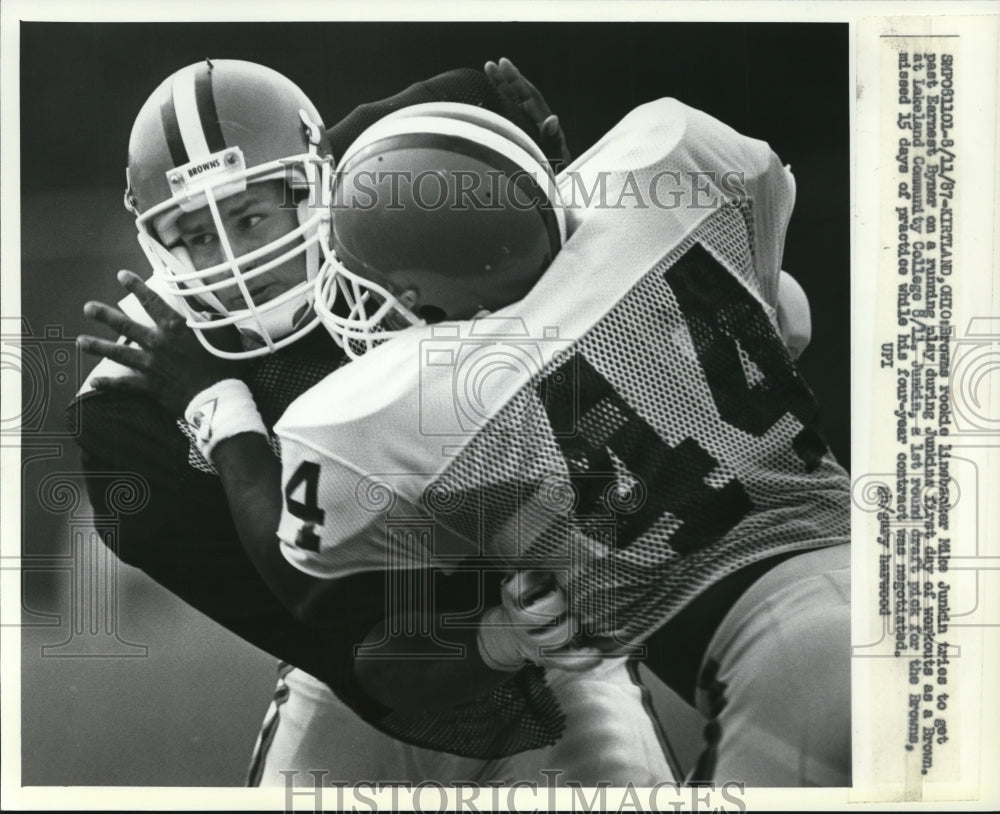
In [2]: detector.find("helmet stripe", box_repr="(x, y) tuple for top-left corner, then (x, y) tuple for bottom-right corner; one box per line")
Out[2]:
(194, 63), (227, 154)
(171, 65), (211, 161)
(159, 95), (189, 168)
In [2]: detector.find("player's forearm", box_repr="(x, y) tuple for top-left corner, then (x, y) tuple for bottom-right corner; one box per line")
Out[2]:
(210, 433), (311, 611)
(211, 432), (283, 542)
(179, 378), (327, 617)
(354, 570), (588, 711)
(212, 433), (288, 570)
(211, 432), (377, 628)
(353, 612), (516, 711)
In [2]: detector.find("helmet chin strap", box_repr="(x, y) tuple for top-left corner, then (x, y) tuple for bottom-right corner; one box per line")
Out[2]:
(232, 287), (315, 348)
(370, 287), (423, 331)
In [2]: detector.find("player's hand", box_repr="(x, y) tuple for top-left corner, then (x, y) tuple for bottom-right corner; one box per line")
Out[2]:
(77, 269), (245, 415)
(484, 57), (571, 171)
(477, 570), (605, 673)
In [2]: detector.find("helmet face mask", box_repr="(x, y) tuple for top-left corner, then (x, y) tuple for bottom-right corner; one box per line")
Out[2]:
(126, 60), (334, 359)
(315, 103), (566, 359)
(315, 258), (424, 357)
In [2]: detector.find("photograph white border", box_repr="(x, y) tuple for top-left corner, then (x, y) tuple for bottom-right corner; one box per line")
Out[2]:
(2, 1), (998, 810)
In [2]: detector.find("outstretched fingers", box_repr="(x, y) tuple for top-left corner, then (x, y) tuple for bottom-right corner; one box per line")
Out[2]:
(485, 57), (571, 167)
(89, 373), (154, 396)
(82, 300), (157, 349)
(487, 58), (547, 117)
(117, 269), (184, 331)
(76, 334), (150, 372)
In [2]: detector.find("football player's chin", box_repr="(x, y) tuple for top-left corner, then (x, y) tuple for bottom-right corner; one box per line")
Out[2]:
(250, 264), (307, 306)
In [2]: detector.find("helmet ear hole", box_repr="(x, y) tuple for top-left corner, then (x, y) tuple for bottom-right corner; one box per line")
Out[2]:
(418, 304), (447, 324)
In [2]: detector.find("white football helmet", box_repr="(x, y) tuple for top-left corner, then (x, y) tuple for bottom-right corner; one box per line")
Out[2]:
(315, 102), (566, 358)
(124, 59), (334, 358)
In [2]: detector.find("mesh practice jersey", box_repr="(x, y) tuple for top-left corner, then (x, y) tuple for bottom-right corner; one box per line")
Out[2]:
(276, 97), (851, 647)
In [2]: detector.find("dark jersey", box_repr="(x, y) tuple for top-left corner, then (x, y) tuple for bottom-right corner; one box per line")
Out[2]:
(73, 327), (558, 756)
(72, 328), (383, 707)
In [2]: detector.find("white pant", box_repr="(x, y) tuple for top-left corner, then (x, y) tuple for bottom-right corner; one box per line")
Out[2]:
(251, 657), (674, 787)
(691, 543), (851, 786)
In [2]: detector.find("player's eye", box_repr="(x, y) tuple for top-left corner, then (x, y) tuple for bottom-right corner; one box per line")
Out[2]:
(239, 213), (266, 231)
(185, 232), (218, 248)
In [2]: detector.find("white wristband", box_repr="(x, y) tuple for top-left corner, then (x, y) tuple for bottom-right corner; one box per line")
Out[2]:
(183, 379), (267, 462)
(476, 605), (526, 672)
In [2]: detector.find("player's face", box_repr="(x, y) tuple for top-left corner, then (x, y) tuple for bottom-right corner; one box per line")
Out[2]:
(171, 180), (305, 311)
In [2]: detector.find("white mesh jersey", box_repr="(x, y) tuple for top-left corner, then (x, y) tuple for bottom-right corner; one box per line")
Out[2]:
(275, 97), (850, 643)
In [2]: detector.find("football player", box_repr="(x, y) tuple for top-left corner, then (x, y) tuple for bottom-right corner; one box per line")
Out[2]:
(302, 97), (852, 786)
(195, 95), (850, 785)
(74, 58), (673, 785)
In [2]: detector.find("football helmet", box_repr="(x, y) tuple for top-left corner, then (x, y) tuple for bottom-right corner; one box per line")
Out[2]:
(315, 102), (567, 357)
(125, 59), (333, 358)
